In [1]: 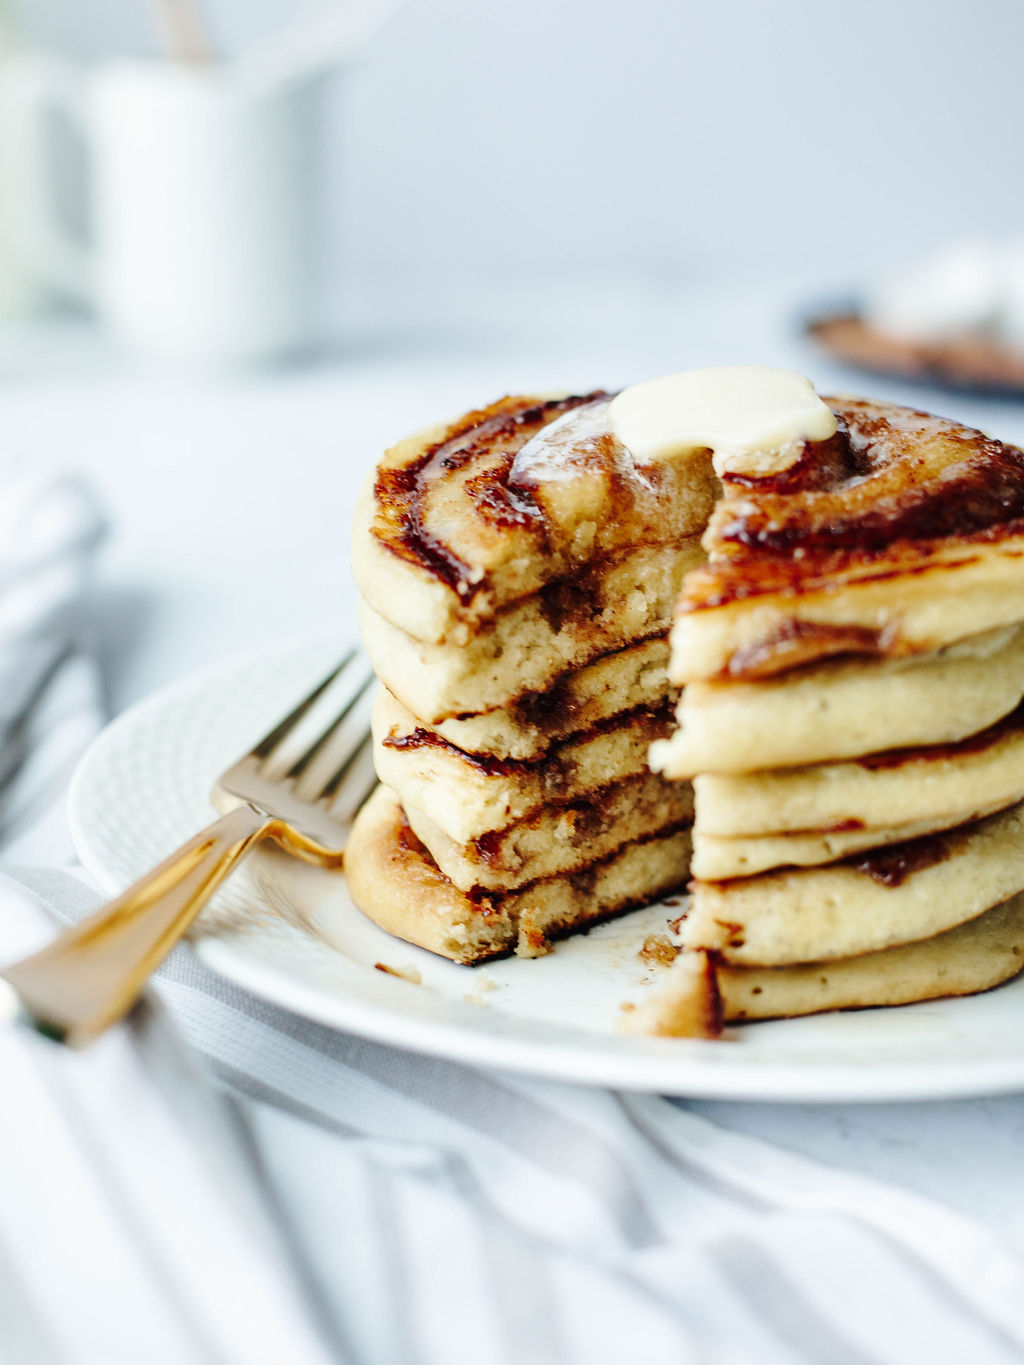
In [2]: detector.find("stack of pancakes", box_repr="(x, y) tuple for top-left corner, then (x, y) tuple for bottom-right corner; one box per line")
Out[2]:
(644, 396), (1024, 1032)
(348, 393), (713, 962)
(347, 379), (1024, 1034)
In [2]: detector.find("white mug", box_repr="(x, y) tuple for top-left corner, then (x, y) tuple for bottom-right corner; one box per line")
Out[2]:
(3, 52), (326, 365)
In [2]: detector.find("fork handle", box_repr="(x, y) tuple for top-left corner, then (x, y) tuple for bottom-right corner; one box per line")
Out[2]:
(1, 804), (275, 1046)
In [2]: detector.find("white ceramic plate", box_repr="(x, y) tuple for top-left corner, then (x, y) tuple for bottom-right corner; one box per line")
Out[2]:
(70, 634), (1024, 1102)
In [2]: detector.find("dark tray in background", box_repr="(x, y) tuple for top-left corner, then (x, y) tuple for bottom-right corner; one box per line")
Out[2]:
(807, 312), (1024, 399)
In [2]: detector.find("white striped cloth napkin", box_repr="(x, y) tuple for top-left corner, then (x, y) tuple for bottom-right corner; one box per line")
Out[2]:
(6, 466), (1024, 1365)
(0, 466), (106, 863)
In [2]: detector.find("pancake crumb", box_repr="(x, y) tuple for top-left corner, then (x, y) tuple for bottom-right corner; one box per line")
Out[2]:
(638, 933), (680, 968)
(374, 961), (423, 984)
(463, 973), (497, 1006)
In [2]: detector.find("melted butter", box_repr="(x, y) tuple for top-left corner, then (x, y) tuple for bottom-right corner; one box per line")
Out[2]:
(509, 399), (613, 483)
(609, 366), (836, 478)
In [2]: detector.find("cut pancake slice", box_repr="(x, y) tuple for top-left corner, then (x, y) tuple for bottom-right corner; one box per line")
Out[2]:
(628, 892), (1024, 1035)
(618, 951), (723, 1039)
(695, 699), (1024, 837)
(428, 636), (672, 762)
(653, 622), (1024, 778)
(374, 687), (675, 845)
(402, 771), (694, 893)
(692, 796), (1017, 880)
(682, 801), (1024, 966)
(359, 536), (703, 724)
(345, 786), (692, 964)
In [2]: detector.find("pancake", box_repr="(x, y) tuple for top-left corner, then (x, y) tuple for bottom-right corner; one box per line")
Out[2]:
(427, 636), (672, 762)
(719, 890), (1024, 1019)
(652, 622), (1024, 778)
(359, 535), (701, 723)
(694, 699), (1024, 836)
(672, 398), (1024, 683)
(681, 801), (1024, 966)
(402, 770), (693, 893)
(345, 786), (691, 964)
(674, 538), (1024, 684)
(691, 796), (1016, 880)
(374, 687), (675, 844)
(623, 891), (1024, 1036)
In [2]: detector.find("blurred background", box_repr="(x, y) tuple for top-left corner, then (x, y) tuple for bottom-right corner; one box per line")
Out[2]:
(2, 0), (1023, 710)
(14, 0), (1024, 293)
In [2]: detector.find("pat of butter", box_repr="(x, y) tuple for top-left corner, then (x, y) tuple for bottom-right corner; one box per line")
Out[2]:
(609, 366), (836, 478)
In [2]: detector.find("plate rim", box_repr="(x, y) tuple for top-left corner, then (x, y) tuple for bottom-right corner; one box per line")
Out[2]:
(69, 635), (1024, 1104)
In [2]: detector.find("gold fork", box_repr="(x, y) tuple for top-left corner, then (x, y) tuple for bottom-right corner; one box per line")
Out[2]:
(1, 649), (377, 1046)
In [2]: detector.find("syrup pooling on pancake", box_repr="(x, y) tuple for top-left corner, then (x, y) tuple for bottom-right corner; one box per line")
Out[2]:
(506, 396), (668, 513)
(508, 398), (619, 483)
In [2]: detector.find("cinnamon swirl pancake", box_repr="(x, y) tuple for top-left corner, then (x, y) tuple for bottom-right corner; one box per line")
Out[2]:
(347, 369), (1024, 1028)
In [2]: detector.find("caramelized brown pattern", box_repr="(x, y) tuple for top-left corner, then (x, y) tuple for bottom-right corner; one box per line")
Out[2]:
(696, 825), (954, 892)
(466, 771), (691, 867)
(372, 393), (607, 599)
(720, 416), (869, 493)
(463, 818), (694, 907)
(725, 620), (895, 680)
(382, 701), (674, 775)
(850, 832), (951, 887)
(371, 378), (1024, 743)
(464, 455), (542, 530)
(374, 391), (1024, 626)
(683, 397), (1024, 611)
(702, 956), (725, 1038)
(383, 727), (520, 777)
(390, 810), (691, 957)
(439, 628), (668, 725)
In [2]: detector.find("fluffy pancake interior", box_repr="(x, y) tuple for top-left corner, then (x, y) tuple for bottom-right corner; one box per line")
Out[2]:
(402, 770), (694, 893)
(374, 686), (676, 845)
(359, 537), (701, 723)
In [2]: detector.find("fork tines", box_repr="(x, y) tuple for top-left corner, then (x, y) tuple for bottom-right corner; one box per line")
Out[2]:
(254, 650), (377, 814)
